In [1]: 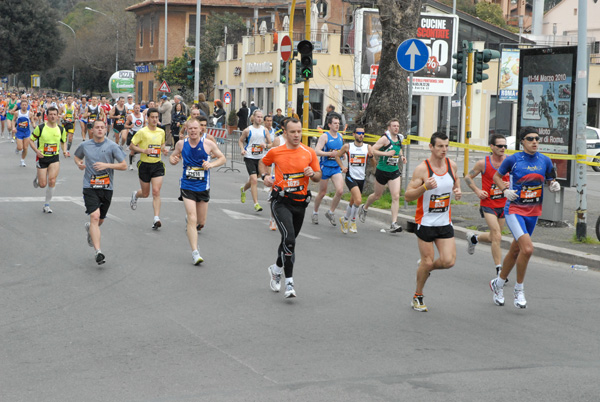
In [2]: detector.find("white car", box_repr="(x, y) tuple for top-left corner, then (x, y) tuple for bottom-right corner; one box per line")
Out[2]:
(506, 127), (600, 172)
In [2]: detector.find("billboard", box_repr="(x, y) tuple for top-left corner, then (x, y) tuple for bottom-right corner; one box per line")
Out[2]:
(498, 48), (520, 101)
(109, 70), (135, 100)
(353, 9), (458, 96)
(517, 47), (577, 186)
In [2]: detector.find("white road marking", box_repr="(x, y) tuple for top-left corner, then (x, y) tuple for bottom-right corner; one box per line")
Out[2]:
(221, 208), (263, 220)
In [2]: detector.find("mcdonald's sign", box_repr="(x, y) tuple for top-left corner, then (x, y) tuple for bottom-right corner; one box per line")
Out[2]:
(328, 64), (341, 77)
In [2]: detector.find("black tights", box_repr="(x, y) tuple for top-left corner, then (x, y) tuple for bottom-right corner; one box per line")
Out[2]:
(270, 199), (306, 279)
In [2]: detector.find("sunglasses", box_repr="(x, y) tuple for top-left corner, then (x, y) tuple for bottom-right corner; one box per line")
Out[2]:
(523, 136), (540, 142)
(355, 131), (365, 135)
(493, 144), (507, 149)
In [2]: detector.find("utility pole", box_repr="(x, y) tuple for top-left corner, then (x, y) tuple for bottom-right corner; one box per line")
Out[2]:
(302, 0), (311, 131)
(575, 0), (588, 239)
(287, 0), (297, 118)
(194, 0), (201, 101)
(464, 41), (474, 176)
(164, 0), (168, 67)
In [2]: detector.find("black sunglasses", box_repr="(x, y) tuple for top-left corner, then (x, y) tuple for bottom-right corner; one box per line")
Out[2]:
(355, 131), (365, 135)
(523, 136), (540, 142)
(493, 144), (507, 149)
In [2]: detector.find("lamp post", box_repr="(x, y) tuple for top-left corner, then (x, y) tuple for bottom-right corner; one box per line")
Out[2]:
(84, 6), (119, 72)
(58, 20), (76, 95)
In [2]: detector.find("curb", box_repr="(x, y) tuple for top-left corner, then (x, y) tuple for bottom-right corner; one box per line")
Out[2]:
(319, 196), (600, 271)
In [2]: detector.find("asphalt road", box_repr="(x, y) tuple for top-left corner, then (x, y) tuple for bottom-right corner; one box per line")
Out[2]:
(1, 133), (600, 401)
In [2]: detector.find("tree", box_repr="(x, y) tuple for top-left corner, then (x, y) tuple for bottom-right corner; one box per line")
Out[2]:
(362, 0), (422, 135)
(0, 0), (65, 76)
(475, 2), (508, 29)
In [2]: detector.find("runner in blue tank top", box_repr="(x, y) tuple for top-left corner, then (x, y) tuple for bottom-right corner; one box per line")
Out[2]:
(170, 116), (226, 265)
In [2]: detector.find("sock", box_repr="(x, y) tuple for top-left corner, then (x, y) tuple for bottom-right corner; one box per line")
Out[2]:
(21, 159), (25, 163)
(95, 249), (101, 254)
(313, 211), (318, 215)
(515, 282), (524, 291)
(350, 205), (358, 219)
(345, 205), (352, 219)
(285, 277), (293, 285)
(154, 216), (160, 222)
(45, 186), (54, 203)
(495, 275), (505, 288)
(192, 249), (199, 254)
(273, 264), (283, 275)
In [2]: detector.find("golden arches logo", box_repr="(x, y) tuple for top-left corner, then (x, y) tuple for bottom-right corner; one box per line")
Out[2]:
(328, 64), (341, 77)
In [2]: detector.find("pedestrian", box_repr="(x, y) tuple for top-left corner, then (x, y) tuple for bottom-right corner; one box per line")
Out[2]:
(464, 134), (510, 276)
(273, 108), (285, 130)
(171, 102), (187, 144)
(213, 100), (226, 128)
(404, 132), (462, 312)
(74, 120), (127, 265)
(197, 93), (211, 117)
(249, 101), (258, 116)
(237, 101), (249, 131)
(322, 104), (342, 131)
(259, 117), (321, 298)
(158, 95), (173, 147)
(174, 95), (188, 116)
(169, 116), (226, 265)
(489, 127), (561, 309)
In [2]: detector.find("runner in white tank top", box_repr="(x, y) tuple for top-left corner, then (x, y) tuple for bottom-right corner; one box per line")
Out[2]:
(404, 132), (462, 312)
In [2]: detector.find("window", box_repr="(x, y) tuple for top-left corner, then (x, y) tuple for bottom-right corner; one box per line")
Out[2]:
(257, 88), (264, 110)
(139, 17), (144, 47)
(231, 89), (236, 109)
(489, 95), (513, 139)
(188, 14), (207, 46)
(266, 88), (273, 114)
(296, 88), (324, 129)
(148, 80), (154, 102)
(137, 81), (143, 104)
(150, 16), (154, 47)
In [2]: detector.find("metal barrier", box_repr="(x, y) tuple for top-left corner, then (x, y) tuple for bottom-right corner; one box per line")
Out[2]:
(217, 129), (243, 173)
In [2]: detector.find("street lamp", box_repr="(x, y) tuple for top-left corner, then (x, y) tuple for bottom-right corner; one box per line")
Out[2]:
(58, 20), (76, 94)
(84, 6), (119, 72)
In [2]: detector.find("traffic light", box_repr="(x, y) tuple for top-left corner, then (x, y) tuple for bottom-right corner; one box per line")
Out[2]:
(452, 49), (466, 83)
(280, 60), (287, 84)
(473, 49), (500, 83)
(186, 59), (195, 80)
(297, 40), (314, 80)
(295, 60), (303, 83)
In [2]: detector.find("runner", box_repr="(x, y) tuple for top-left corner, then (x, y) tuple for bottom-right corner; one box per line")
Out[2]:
(125, 95), (135, 113)
(100, 96), (112, 133)
(13, 99), (36, 167)
(61, 95), (78, 157)
(464, 134), (510, 275)
(267, 117), (288, 231)
(404, 132), (462, 312)
(30, 106), (67, 213)
(312, 115), (344, 226)
(357, 119), (406, 233)
(74, 120), (127, 265)
(123, 103), (145, 169)
(489, 127), (560, 309)
(169, 117), (226, 264)
(0, 94), (7, 138)
(7, 93), (18, 142)
(78, 96), (89, 140)
(84, 96), (103, 140)
(238, 109), (272, 212)
(336, 125), (373, 234)
(259, 118), (321, 298)
(109, 97), (128, 146)
(129, 108), (168, 230)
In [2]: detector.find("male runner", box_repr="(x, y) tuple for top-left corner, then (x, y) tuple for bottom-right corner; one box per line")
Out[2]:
(110, 97), (128, 145)
(358, 118), (406, 232)
(0, 94), (7, 137)
(61, 95), (78, 156)
(239, 109), (272, 212)
(464, 134), (509, 275)
(74, 120), (127, 265)
(13, 99), (35, 166)
(259, 118), (321, 298)
(123, 103), (145, 169)
(336, 125), (373, 234)
(30, 106), (67, 213)
(405, 132), (462, 312)
(129, 108), (168, 229)
(125, 95), (135, 114)
(267, 117), (288, 231)
(84, 96), (103, 139)
(312, 115), (344, 225)
(100, 96), (112, 133)
(489, 127), (560, 309)
(169, 117), (226, 264)
(7, 93), (18, 142)
(78, 96), (88, 140)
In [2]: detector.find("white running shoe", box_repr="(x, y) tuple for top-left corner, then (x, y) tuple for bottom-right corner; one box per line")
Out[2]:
(85, 222), (93, 247)
(130, 191), (138, 210)
(20, 160), (26, 167)
(268, 265), (281, 292)
(390, 222), (403, 233)
(284, 283), (296, 298)
(340, 217), (348, 234)
(466, 231), (477, 255)
(192, 250), (204, 265)
(33, 177), (39, 188)
(358, 204), (367, 223)
(489, 278), (505, 306)
(129, 165), (134, 171)
(43, 205), (52, 214)
(349, 221), (358, 234)
(325, 210), (336, 226)
(514, 288), (527, 309)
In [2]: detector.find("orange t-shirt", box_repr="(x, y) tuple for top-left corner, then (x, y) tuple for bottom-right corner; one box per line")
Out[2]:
(262, 143), (319, 198)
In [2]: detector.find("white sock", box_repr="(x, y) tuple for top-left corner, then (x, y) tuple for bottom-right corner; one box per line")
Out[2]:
(154, 216), (160, 222)
(313, 211), (318, 215)
(345, 205), (352, 219)
(285, 277), (293, 285)
(350, 205), (358, 220)
(192, 249), (199, 254)
(515, 282), (524, 291)
(496, 274), (505, 287)
(273, 265), (283, 275)
(45, 186), (54, 203)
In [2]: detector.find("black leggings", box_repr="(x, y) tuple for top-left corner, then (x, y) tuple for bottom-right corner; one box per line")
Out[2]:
(270, 199), (306, 279)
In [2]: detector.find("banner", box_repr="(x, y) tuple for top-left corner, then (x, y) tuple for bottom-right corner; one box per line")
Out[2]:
(109, 70), (135, 100)
(498, 48), (520, 101)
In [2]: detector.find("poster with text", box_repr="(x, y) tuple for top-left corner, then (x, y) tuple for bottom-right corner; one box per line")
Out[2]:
(498, 48), (520, 101)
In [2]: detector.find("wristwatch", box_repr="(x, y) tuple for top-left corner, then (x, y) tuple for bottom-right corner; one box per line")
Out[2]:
(261, 173), (267, 180)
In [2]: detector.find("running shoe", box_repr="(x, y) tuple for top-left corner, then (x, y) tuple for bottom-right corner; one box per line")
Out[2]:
(268, 264), (282, 292)
(325, 210), (336, 226)
(349, 221), (358, 234)
(20, 160), (26, 167)
(358, 204), (367, 223)
(412, 295), (428, 312)
(95, 250), (105, 265)
(33, 177), (39, 188)
(466, 231), (478, 255)
(129, 165), (134, 171)
(192, 250), (204, 265)
(254, 203), (263, 212)
(11, 138), (15, 143)
(43, 204), (52, 214)
(130, 191), (138, 210)
(85, 222), (93, 247)
(197, 224), (204, 233)
(152, 219), (162, 230)
(340, 217), (348, 234)
(284, 283), (296, 298)
(489, 278), (505, 306)
(311, 213), (318, 224)
(240, 186), (246, 203)
(15, 148), (20, 154)
(269, 219), (277, 231)
(390, 222), (403, 233)
(514, 288), (527, 309)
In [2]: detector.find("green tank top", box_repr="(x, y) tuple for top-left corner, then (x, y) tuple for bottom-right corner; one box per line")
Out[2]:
(7, 100), (17, 119)
(376, 133), (402, 172)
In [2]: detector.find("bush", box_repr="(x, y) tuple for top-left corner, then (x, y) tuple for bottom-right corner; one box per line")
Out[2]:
(227, 109), (237, 126)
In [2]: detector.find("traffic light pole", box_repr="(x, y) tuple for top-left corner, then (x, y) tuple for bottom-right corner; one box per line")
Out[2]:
(575, 0), (588, 239)
(464, 42), (474, 176)
(302, 0), (311, 133)
(287, 0), (296, 118)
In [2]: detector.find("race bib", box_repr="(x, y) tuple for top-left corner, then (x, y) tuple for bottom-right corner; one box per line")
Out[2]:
(282, 172), (305, 193)
(386, 155), (399, 166)
(19, 121), (29, 128)
(519, 184), (542, 204)
(350, 154), (366, 166)
(251, 145), (263, 155)
(116, 119), (125, 125)
(489, 184), (505, 200)
(428, 193), (450, 213)
(43, 143), (58, 155)
(148, 144), (161, 157)
(185, 166), (205, 180)
(90, 174), (110, 189)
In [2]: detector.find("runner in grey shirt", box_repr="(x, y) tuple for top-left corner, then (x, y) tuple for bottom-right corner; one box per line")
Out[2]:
(74, 120), (127, 265)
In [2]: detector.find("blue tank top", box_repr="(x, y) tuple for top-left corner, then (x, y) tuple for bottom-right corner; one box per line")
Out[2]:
(320, 131), (344, 167)
(180, 138), (211, 192)
(16, 110), (31, 135)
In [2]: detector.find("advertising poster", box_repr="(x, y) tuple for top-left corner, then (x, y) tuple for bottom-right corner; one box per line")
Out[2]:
(498, 48), (520, 101)
(517, 47), (577, 186)
(109, 70), (135, 100)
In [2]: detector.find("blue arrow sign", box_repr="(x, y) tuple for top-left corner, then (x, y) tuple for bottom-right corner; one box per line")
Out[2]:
(396, 39), (429, 73)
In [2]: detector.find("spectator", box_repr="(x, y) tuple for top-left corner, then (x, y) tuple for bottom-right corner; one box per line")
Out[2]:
(170, 102), (187, 143)
(273, 108), (285, 129)
(198, 93), (211, 117)
(323, 104), (342, 130)
(158, 95), (173, 146)
(213, 100), (226, 128)
(237, 101), (249, 131)
(174, 95), (188, 116)
(249, 101), (258, 116)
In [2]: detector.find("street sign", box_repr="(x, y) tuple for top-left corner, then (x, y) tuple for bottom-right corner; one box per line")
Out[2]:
(280, 35), (292, 62)
(223, 91), (231, 105)
(1, 77), (8, 84)
(396, 39), (429, 73)
(158, 80), (171, 93)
